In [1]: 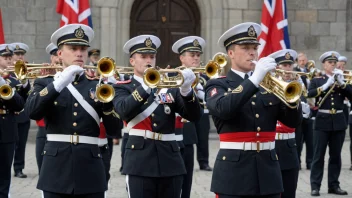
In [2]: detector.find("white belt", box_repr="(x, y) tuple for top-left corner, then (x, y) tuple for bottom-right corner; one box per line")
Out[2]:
(175, 134), (183, 141)
(204, 109), (209, 114)
(129, 129), (176, 141)
(318, 109), (343, 114)
(220, 141), (275, 151)
(122, 128), (129, 134)
(47, 134), (100, 145)
(98, 138), (108, 147)
(275, 132), (295, 140)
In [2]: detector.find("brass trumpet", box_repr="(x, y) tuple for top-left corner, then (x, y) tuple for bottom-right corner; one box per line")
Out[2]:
(0, 84), (14, 100)
(12, 60), (62, 80)
(260, 72), (303, 109)
(275, 68), (320, 80)
(143, 66), (184, 88)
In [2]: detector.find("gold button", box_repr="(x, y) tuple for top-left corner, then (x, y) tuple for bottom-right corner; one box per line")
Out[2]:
(151, 113), (155, 117)
(269, 102), (272, 105)
(224, 93), (228, 96)
(131, 145), (135, 149)
(252, 101), (255, 105)
(2, 106), (5, 108)
(153, 123), (157, 127)
(2, 117), (4, 119)
(98, 154), (101, 157)
(74, 132), (77, 135)
(253, 94), (256, 98)
(74, 103), (78, 107)
(74, 82), (78, 85)
(222, 156), (226, 160)
(332, 103), (334, 105)
(256, 133), (260, 137)
(73, 112), (77, 116)
(339, 93), (341, 95)
(255, 114), (259, 118)
(257, 127), (261, 132)
(331, 98), (334, 100)
(73, 122), (77, 127)
(43, 151), (46, 155)
(54, 101), (58, 105)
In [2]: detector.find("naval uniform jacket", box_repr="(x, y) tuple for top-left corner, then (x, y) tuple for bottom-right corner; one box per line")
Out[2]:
(25, 75), (121, 194)
(113, 77), (202, 177)
(205, 70), (302, 196)
(9, 73), (31, 123)
(308, 74), (352, 131)
(0, 76), (26, 143)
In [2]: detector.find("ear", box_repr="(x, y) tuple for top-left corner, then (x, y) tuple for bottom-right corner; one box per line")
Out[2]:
(179, 54), (184, 63)
(129, 56), (134, 67)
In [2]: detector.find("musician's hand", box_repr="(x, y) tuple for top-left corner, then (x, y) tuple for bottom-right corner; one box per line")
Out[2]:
(321, 75), (335, 91)
(334, 69), (345, 85)
(53, 65), (84, 92)
(301, 101), (310, 115)
(180, 68), (196, 96)
(0, 77), (6, 86)
(249, 57), (277, 87)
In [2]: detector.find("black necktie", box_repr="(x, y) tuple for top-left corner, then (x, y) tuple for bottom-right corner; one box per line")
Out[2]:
(244, 74), (249, 80)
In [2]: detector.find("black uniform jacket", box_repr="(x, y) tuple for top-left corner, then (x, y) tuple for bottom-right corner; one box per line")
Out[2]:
(0, 76), (26, 143)
(205, 70), (302, 196)
(113, 77), (202, 177)
(308, 74), (352, 131)
(25, 75), (120, 194)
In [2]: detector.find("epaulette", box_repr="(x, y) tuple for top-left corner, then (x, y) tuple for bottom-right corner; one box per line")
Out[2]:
(116, 79), (131, 84)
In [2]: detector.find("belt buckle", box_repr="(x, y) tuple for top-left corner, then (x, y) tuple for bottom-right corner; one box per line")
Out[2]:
(330, 108), (336, 114)
(157, 133), (162, 140)
(70, 134), (79, 145)
(256, 141), (260, 153)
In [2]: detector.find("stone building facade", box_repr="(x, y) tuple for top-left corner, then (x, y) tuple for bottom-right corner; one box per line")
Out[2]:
(1, 0), (351, 68)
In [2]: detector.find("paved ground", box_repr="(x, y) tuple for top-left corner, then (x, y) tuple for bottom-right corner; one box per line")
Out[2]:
(9, 127), (352, 198)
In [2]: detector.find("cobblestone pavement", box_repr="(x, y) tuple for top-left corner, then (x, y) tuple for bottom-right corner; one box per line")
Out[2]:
(9, 132), (352, 198)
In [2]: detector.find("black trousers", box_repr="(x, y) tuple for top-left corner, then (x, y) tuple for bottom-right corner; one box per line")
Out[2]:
(216, 194), (280, 198)
(295, 118), (313, 167)
(281, 168), (299, 198)
(13, 121), (30, 172)
(310, 130), (345, 190)
(43, 191), (105, 198)
(181, 144), (194, 198)
(0, 142), (15, 198)
(36, 126), (47, 173)
(195, 113), (210, 166)
(350, 124), (352, 164)
(120, 134), (128, 172)
(126, 175), (183, 198)
(100, 144), (111, 183)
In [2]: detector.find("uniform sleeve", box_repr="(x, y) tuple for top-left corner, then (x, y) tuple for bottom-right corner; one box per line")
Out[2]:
(1, 91), (25, 112)
(307, 78), (322, 98)
(340, 84), (352, 101)
(277, 102), (303, 128)
(102, 111), (122, 137)
(16, 81), (31, 101)
(205, 79), (258, 120)
(24, 78), (60, 120)
(175, 89), (202, 122)
(112, 84), (150, 121)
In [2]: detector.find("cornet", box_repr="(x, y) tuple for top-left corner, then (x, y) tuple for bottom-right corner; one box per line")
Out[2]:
(143, 66), (184, 88)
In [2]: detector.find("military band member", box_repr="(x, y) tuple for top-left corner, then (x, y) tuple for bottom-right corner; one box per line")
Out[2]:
(0, 44), (26, 197)
(205, 22), (302, 198)
(88, 49), (100, 66)
(10, 42), (31, 178)
(25, 24), (120, 198)
(113, 35), (202, 198)
(172, 36), (205, 198)
(309, 51), (351, 196)
(269, 49), (311, 198)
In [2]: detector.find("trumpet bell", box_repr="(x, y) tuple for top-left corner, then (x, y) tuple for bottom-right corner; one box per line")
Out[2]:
(212, 52), (228, 67)
(97, 57), (116, 77)
(0, 84), (13, 100)
(14, 60), (27, 80)
(96, 84), (115, 103)
(143, 67), (160, 88)
(205, 61), (220, 78)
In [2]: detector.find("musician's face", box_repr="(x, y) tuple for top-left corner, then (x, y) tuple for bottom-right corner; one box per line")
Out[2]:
(278, 63), (294, 81)
(130, 53), (156, 78)
(12, 52), (25, 62)
(58, 44), (88, 67)
(89, 54), (100, 64)
(297, 55), (308, 68)
(50, 55), (61, 65)
(0, 55), (12, 70)
(323, 60), (336, 75)
(228, 44), (258, 73)
(180, 51), (201, 67)
(337, 61), (346, 71)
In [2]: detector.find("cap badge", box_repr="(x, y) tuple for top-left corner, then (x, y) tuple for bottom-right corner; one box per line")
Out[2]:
(74, 27), (85, 39)
(248, 25), (256, 37)
(285, 52), (291, 60)
(145, 38), (152, 47)
(193, 39), (200, 47)
(15, 45), (20, 50)
(331, 53), (336, 58)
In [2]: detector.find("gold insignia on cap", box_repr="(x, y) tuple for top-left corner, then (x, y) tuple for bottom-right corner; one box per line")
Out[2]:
(248, 25), (256, 37)
(331, 53), (336, 58)
(145, 38), (152, 47)
(285, 52), (291, 60)
(193, 39), (200, 47)
(74, 27), (85, 39)
(15, 45), (20, 50)
(5, 46), (10, 52)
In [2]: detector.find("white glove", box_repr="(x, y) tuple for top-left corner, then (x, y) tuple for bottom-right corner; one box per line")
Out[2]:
(301, 102), (310, 114)
(197, 90), (205, 100)
(107, 76), (117, 84)
(334, 69), (345, 85)
(249, 57), (277, 87)
(180, 68), (196, 96)
(320, 75), (335, 91)
(0, 77), (6, 86)
(53, 65), (84, 92)
(195, 83), (203, 91)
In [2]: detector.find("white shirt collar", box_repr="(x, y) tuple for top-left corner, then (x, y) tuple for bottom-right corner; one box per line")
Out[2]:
(133, 75), (143, 84)
(231, 68), (252, 79)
